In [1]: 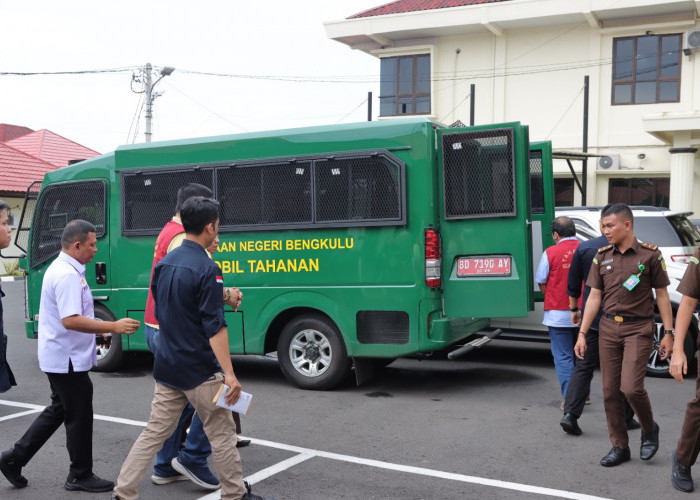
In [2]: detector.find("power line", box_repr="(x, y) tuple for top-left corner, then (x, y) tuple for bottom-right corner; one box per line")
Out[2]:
(0, 67), (133, 76)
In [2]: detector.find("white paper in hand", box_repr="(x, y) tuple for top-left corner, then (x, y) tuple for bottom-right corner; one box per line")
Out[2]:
(212, 384), (253, 415)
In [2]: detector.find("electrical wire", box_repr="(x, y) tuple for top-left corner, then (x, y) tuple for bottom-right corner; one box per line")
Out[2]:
(334, 97), (368, 124)
(545, 85), (585, 140)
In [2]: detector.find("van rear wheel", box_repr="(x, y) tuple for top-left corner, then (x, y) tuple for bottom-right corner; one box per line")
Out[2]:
(92, 304), (124, 372)
(277, 314), (350, 390)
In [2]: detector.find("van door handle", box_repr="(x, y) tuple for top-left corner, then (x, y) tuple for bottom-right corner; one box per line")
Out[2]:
(95, 262), (107, 284)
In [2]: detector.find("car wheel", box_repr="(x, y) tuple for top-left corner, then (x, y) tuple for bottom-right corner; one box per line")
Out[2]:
(647, 314), (697, 377)
(92, 304), (124, 372)
(277, 314), (351, 390)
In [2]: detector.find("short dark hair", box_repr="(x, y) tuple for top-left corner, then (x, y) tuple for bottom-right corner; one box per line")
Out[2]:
(61, 219), (96, 248)
(176, 183), (213, 213)
(552, 216), (576, 238)
(181, 197), (220, 235)
(602, 203), (633, 223)
(600, 203), (613, 219)
(0, 200), (9, 213)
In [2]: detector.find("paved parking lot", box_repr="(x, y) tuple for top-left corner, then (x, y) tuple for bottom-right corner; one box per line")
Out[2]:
(1, 280), (699, 499)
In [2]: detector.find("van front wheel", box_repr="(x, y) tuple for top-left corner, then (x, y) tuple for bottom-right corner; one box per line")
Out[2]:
(92, 304), (124, 372)
(277, 315), (350, 390)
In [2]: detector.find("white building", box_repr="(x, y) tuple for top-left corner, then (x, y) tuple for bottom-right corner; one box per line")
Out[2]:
(325, 0), (700, 212)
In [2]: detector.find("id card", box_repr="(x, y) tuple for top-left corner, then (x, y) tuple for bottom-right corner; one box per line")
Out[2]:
(623, 274), (640, 291)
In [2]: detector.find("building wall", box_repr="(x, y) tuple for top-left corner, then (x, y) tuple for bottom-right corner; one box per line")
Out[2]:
(364, 13), (700, 212)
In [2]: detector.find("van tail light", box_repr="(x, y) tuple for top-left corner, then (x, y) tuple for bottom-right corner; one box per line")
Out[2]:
(671, 255), (692, 264)
(425, 228), (441, 288)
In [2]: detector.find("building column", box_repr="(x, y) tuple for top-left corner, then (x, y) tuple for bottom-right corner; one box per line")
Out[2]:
(669, 147), (697, 211)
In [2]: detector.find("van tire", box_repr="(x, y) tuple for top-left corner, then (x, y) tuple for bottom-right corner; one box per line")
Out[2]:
(277, 314), (350, 390)
(647, 313), (697, 378)
(92, 304), (124, 372)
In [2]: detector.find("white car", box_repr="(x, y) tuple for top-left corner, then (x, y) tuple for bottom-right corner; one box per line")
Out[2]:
(492, 206), (700, 376)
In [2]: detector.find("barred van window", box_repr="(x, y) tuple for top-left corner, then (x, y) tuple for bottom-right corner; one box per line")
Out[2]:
(315, 155), (401, 223)
(122, 168), (214, 234)
(218, 161), (312, 227)
(30, 180), (106, 268)
(442, 128), (515, 219)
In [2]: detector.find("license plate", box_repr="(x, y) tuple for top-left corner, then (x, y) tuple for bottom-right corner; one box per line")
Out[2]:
(457, 256), (512, 277)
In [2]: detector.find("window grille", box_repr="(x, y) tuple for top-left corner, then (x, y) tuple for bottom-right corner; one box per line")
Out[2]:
(30, 180), (106, 268)
(442, 129), (515, 219)
(529, 150), (545, 215)
(122, 168), (214, 234)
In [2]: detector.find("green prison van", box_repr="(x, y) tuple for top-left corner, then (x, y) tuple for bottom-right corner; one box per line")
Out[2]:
(15, 118), (554, 389)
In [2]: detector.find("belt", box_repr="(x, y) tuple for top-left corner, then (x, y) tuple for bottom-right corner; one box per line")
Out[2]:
(603, 313), (652, 323)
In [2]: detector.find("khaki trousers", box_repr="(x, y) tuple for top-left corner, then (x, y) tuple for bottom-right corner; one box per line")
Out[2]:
(599, 316), (655, 449)
(113, 373), (245, 500)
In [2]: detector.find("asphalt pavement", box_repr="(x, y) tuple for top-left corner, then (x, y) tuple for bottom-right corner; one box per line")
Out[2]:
(0, 279), (698, 499)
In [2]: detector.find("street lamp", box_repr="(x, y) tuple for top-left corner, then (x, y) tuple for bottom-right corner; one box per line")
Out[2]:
(144, 64), (175, 143)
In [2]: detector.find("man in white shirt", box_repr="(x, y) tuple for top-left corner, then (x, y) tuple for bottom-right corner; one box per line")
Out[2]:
(0, 220), (139, 493)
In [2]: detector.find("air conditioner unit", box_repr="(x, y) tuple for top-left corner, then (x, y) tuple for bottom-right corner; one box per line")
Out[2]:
(598, 154), (620, 170)
(684, 29), (700, 55)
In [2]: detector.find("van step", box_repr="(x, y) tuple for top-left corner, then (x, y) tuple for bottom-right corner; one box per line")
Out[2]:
(447, 329), (502, 360)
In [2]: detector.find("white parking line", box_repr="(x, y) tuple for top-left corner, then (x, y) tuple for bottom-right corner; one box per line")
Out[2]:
(0, 399), (611, 500)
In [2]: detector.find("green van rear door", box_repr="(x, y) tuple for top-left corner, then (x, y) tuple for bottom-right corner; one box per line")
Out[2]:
(437, 123), (534, 319)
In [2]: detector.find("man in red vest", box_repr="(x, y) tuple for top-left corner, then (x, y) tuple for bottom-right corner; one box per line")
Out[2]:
(535, 216), (581, 404)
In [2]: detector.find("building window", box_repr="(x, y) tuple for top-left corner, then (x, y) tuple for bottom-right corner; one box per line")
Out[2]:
(554, 178), (574, 207)
(380, 55), (431, 116)
(608, 177), (669, 207)
(612, 34), (681, 105)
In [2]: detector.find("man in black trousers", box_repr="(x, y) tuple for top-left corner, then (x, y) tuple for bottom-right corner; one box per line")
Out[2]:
(560, 205), (639, 435)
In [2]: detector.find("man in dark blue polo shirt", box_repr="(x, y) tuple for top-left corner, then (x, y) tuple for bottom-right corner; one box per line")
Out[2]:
(113, 197), (269, 500)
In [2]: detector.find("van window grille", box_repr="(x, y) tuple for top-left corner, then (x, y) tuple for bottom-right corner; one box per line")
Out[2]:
(30, 180), (106, 268)
(122, 169), (214, 234)
(529, 150), (545, 215)
(315, 155), (401, 223)
(442, 128), (515, 219)
(218, 161), (312, 227)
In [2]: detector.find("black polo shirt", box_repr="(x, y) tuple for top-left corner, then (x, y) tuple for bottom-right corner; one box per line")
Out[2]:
(151, 239), (227, 390)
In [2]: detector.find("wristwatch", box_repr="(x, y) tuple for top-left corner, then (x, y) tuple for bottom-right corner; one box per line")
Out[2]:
(664, 329), (675, 338)
(569, 306), (579, 312)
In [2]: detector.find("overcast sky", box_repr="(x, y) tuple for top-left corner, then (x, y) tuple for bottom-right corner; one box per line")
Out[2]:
(0, 1), (383, 153)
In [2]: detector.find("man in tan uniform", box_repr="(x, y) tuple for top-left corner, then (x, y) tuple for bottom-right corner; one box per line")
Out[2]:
(669, 247), (700, 492)
(576, 203), (674, 467)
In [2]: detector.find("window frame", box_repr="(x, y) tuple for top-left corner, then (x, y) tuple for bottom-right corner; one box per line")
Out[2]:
(379, 54), (431, 117)
(611, 33), (682, 105)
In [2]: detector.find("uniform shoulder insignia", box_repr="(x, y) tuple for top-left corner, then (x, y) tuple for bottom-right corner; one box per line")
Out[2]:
(641, 242), (659, 251)
(597, 245), (612, 253)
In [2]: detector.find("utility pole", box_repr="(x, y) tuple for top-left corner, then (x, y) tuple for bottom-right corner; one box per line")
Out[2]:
(143, 63), (175, 143)
(144, 63), (153, 143)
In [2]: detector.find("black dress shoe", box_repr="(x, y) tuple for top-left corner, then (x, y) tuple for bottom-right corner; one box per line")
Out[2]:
(672, 451), (694, 492)
(560, 413), (582, 436)
(640, 422), (660, 461)
(0, 450), (28, 488)
(600, 446), (631, 467)
(626, 418), (641, 430)
(64, 473), (115, 492)
(236, 439), (252, 448)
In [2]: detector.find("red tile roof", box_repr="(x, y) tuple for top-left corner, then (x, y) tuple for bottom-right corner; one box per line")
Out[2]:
(0, 142), (56, 194)
(0, 124), (33, 142)
(349, 0), (510, 18)
(6, 129), (99, 168)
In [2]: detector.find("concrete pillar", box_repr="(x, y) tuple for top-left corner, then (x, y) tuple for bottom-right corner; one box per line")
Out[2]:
(669, 147), (698, 211)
